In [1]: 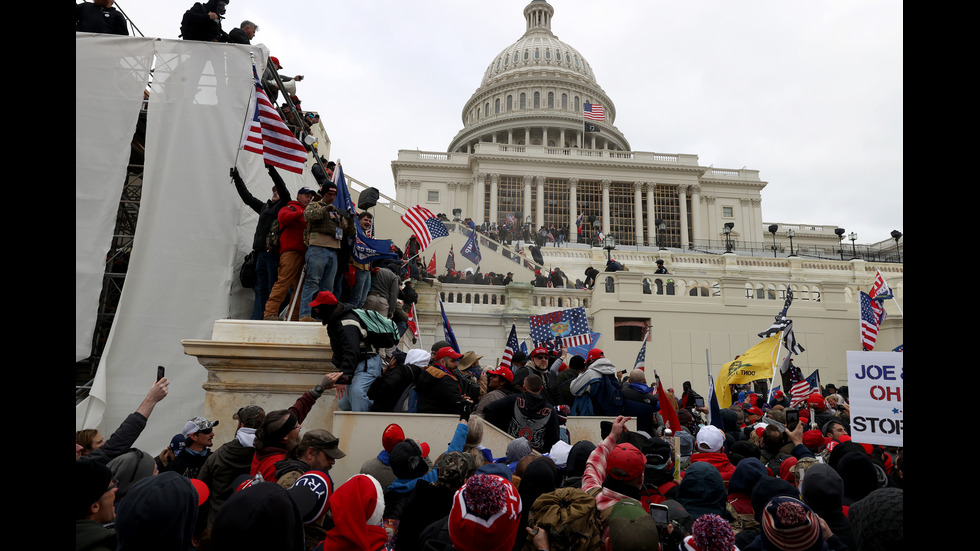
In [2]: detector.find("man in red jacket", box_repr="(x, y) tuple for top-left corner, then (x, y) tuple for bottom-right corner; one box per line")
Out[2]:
(264, 186), (317, 320)
(686, 425), (736, 488)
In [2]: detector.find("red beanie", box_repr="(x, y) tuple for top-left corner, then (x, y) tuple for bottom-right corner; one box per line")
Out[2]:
(449, 474), (522, 551)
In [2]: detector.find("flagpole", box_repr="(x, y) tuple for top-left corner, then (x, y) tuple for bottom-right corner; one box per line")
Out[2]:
(880, 272), (903, 316)
(770, 331), (784, 399)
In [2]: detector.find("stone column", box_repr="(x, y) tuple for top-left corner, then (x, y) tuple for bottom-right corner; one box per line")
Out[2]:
(447, 182), (458, 215)
(678, 184), (690, 249)
(560, 128), (566, 148)
(543, 127), (548, 147)
(647, 182), (657, 247)
(507, 129), (514, 145)
(525, 127), (531, 146)
(523, 175), (533, 224)
(409, 180), (420, 207)
(569, 177), (578, 237)
(751, 198), (764, 245)
(489, 173), (500, 225)
(740, 197), (753, 243)
(474, 172), (486, 224)
(535, 175), (545, 229)
(704, 194), (716, 245)
(601, 179), (611, 236)
(634, 181), (644, 247)
(690, 184), (701, 244)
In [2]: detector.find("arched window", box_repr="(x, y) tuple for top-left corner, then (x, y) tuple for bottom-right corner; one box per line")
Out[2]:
(520, 93), (526, 109)
(548, 92), (554, 108)
(507, 95), (513, 111)
(533, 92), (540, 108)
(574, 96), (580, 112)
(495, 98), (500, 114)
(561, 93), (568, 110)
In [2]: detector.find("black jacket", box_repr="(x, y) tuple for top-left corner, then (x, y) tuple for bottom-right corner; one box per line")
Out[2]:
(180, 1), (227, 42)
(233, 166), (291, 252)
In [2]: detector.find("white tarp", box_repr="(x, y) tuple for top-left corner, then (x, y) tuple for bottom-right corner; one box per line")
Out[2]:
(75, 34), (311, 452)
(845, 350), (903, 447)
(76, 34), (155, 361)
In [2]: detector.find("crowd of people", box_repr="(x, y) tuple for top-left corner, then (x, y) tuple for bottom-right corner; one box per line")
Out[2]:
(77, 329), (902, 550)
(77, 6), (900, 550)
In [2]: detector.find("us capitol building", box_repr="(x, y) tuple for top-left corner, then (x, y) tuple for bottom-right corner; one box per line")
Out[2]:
(380, 0), (903, 389)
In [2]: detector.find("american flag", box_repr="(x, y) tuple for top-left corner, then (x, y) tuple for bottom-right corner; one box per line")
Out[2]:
(500, 324), (519, 369)
(241, 65), (308, 174)
(529, 307), (591, 347)
(400, 205), (448, 250)
(426, 253), (437, 276)
(859, 291), (881, 351)
(867, 270), (892, 325)
(407, 303), (420, 340)
(584, 102), (605, 121)
(633, 329), (650, 370)
(785, 363), (815, 407)
(445, 245), (456, 272)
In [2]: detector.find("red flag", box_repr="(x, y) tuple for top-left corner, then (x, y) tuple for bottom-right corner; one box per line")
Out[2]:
(242, 65), (308, 174)
(407, 303), (420, 340)
(426, 253), (437, 276)
(655, 373), (681, 435)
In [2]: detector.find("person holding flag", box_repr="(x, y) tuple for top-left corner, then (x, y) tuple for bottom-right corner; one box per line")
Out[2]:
(297, 179), (354, 322)
(349, 211), (375, 308)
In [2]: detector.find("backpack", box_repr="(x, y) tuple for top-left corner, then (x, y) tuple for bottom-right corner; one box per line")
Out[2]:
(239, 250), (257, 288)
(266, 205), (294, 255)
(351, 308), (399, 351)
(590, 375), (625, 416)
(528, 488), (601, 551)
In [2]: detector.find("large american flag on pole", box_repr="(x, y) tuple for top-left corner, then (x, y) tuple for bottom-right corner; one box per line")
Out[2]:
(241, 65), (307, 174)
(859, 291), (882, 350)
(400, 205), (448, 251)
(584, 102), (605, 121)
(500, 324), (519, 370)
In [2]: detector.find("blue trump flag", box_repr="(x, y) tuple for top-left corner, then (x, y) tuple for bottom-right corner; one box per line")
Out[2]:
(461, 229), (482, 264)
(352, 223), (400, 264)
(332, 163), (355, 213)
(439, 300), (460, 353)
(567, 331), (601, 359)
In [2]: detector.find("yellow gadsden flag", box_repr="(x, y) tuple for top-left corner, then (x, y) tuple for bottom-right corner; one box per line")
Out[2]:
(715, 336), (781, 408)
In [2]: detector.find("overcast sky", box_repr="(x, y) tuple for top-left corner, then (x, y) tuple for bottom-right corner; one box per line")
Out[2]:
(114, 0), (903, 244)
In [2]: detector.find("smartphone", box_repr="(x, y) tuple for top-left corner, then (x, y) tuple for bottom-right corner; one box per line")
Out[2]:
(157, 365), (166, 382)
(785, 408), (799, 431)
(650, 503), (669, 525)
(694, 397), (705, 408)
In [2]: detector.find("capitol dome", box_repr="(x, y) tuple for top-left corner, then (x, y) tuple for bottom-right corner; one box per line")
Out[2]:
(448, 0), (630, 153)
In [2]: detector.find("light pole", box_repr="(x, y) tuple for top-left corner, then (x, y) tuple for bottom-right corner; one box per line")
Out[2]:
(835, 228), (846, 261)
(723, 222), (735, 253)
(656, 218), (666, 250)
(786, 229), (796, 256)
(849, 232), (858, 259)
(891, 230), (902, 262)
(603, 235), (616, 261)
(768, 224), (779, 258)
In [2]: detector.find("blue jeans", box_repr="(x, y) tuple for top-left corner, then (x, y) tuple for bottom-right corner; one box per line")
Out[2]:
(299, 245), (339, 319)
(337, 354), (383, 412)
(251, 251), (279, 320)
(352, 268), (371, 308)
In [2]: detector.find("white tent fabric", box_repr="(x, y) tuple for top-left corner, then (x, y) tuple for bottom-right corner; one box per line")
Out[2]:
(75, 35), (283, 451)
(75, 34), (155, 362)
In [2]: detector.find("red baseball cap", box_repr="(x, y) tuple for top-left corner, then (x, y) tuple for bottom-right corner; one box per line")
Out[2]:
(487, 366), (514, 383)
(607, 443), (645, 481)
(382, 424), (405, 453)
(531, 347), (548, 358)
(435, 347), (463, 361)
(309, 291), (338, 308)
(587, 348), (605, 361)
